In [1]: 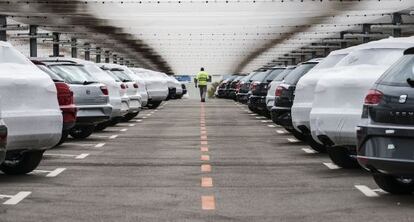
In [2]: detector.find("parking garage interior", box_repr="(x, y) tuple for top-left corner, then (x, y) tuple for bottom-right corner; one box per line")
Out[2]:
(1, 0), (414, 221)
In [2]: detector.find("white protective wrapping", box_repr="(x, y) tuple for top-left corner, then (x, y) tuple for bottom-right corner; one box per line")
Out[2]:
(133, 68), (169, 102)
(0, 42), (62, 151)
(291, 46), (359, 133)
(120, 66), (149, 107)
(309, 37), (414, 146)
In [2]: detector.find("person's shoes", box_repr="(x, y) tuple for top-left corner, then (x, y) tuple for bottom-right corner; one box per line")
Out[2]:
(201, 99), (206, 102)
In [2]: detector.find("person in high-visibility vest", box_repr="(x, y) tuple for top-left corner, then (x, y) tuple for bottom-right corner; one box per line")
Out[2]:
(195, 67), (210, 102)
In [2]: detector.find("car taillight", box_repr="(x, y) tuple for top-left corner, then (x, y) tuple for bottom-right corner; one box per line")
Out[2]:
(364, 89), (383, 105)
(250, 82), (258, 91)
(0, 125), (7, 146)
(120, 84), (126, 89)
(275, 86), (285, 97)
(133, 83), (139, 88)
(55, 82), (74, 106)
(100, 85), (109, 95)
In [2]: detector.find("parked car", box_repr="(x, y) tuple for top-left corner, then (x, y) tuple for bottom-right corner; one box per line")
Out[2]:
(120, 66), (149, 107)
(266, 66), (296, 111)
(168, 75), (183, 99)
(236, 72), (259, 103)
(248, 67), (286, 116)
(291, 47), (356, 152)
(181, 84), (187, 95)
(216, 76), (232, 98)
(160, 73), (177, 100)
(357, 47), (414, 194)
(227, 75), (244, 100)
(310, 37), (414, 168)
(271, 58), (323, 140)
(0, 42), (62, 174)
(98, 64), (142, 121)
(32, 60), (77, 145)
(222, 75), (239, 98)
(42, 61), (112, 139)
(0, 118), (6, 164)
(132, 68), (169, 109)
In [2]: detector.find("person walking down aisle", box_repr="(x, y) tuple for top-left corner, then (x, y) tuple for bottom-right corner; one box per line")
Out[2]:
(195, 67), (210, 102)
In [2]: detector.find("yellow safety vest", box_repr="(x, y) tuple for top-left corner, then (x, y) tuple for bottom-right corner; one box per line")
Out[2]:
(196, 71), (210, 86)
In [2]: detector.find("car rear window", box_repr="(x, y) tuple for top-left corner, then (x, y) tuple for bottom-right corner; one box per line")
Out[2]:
(49, 64), (97, 84)
(36, 64), (64, 82)
(378, 55), (414, 86)
(314, 53), (347, 69)
(250, 70), (271, 82)
(273, 68), (295, 81)
(111, 70), (133, 82)
(264, 68), (285, 82)
(283, 63), (317, 85)
(336, 48), (403, 67)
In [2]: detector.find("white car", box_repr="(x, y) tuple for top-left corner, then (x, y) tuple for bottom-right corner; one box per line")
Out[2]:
(265, 66), (296, 111)
(121, 66), (149, 107)
(98, 63), (142, 121)
(291, 47), (357, 152)
(309, 37), (414, 168)
(132, 69), (169, 109)
(0, 42), (62, 175)
(169, 75), (183, 99)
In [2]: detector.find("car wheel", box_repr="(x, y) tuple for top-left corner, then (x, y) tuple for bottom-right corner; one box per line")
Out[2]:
(248, 104), (258, 113)
(373, 174), (414, 194)
(306, 136), (327, 153)
(69, 126), (95, 139)
(285, 128), (306, 141)
(147, 101), (162, 109)
(327, 146), (360, 168)
(95, 121), (110, 131)
(122, 112), (139, 122)
(55, 130), (69, 147)
(0, 150), (44, 175)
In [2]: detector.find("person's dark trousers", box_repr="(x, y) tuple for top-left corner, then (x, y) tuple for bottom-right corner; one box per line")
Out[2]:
(199, 85), (207, 102)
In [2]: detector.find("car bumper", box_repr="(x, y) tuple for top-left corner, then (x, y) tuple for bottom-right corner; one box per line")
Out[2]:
(291, 104), (312, 133)
(270, 106), (292, 128)
(248, 95), (267, 110)
(75, 104), (112, 125)
(237, 93), (250, 104)
(128, 96), (141, 113)
(266, 97), (275, 111)
(147, 89), (168, 101)
(357, 124), (414, 176)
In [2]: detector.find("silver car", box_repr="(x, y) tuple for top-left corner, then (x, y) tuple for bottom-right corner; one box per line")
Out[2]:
(265, 66), (296, 111)
(43, 61), (113, 139)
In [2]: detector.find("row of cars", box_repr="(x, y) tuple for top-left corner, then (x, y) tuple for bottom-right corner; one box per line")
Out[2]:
(0, 41), (186, 175)
(217, 37), (414, 194)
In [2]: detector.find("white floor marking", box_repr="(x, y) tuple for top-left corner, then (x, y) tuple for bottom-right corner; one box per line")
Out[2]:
(60, 143), (94, 147)
(355, 185), (380, 197)
(261, 120), (271, 123)
(95, 143), (106, 148)
(302, 148), (317, 154)
(1, 192), (31, 205)
(276, 130), (286, 134)
(267, 125), (276, 128)
(255, 116), (265, 119)
(287, 138), (299, 143)
(249, 114), (257, 116)
(90, 135), (110, 138)
(143, 116), (147, 119)
(146, 114), (152, 116)
(32, 168), (66, 177)
(323, 162), (341, 170)
(150, 111), (155, 114)
(120, 128), (128, 132)
(136, 120), (143, 122)
(109, 135), (118, 139)
(75, 153), (89, 159)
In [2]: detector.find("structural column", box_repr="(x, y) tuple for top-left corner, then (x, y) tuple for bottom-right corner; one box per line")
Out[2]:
(84, 43), (90, 61)
(105, 50), (110, 63)
(52, 32), (60, 57)
(95, 47), (101, 63)
(362, 24), (371, 43)
(71, 38), (77, 58)
(392, 13), (402, 37)
(0, 15), (6, 41)
(113, 54), (118, 64)
(29, 25), (37, 57)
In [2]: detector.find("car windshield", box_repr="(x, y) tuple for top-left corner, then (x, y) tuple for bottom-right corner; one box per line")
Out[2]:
(273, 68), (295, 81)
(265, 68), (285, 82)
(250, 70), (272, 82)
(49, 64), (97, 84)
(83, 63), (121, 82)
(36, 64), (64, 82)
(283, 63), (318, 85)
(110, 70), (133, 82)
(336, 48), (403, 67)
(315, 53), (348, 69)
(378, 55), (414, 86)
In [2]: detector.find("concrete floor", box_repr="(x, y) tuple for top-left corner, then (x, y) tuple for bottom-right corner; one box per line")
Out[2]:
(0, 99), (414, 222)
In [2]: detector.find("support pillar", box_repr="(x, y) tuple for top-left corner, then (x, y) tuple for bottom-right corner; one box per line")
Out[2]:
(362, 24), (371, 43)
(84, 43), (90, 61)
(392, 13), (402, 37)
(29, 25), (37, 57)
(52, 32), (60, 57)
(95, 47), (101, 63)
(105, 51), (110, 63)
(113, 54), (118, 64)
(340, 31), (347, 49)
(71, 38), (77, 58)
(0, 15), (6, 41)
(119, 57), (124, 65)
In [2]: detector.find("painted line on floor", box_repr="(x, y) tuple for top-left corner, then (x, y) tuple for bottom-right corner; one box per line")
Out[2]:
(201, 146), (209, 152)
(136, 120), (143, 122)
(201, 164), (212, 172)
(267, 125), (276, 128)
(355, 185), (380, 197)
(95, 143), (106, 148)
(201, 141), (208, 145)
(75, 153), (90, 159)
(201, 155), (210, 161)
(276, 130), (286, 134)
(1, 192), (31, 205)
(60, 143), (95, 147)
(44, 153), (89, 159)
(323, 162), (341, 170)
(201, 135), (208, 140)
(201, 196), (215, 210)
(109, 135), (119, 139)
(32, 168), (66, 177)
(261, 120), (271, 123)
(302, 148), (317, 154)
(142, 116), (147, 119)
(249, 114), (257, 116)
(255, 116), (265, 119)
(201, 177), (213, 187)
(120, 128), (128, 132)
(128, 124), (136, 127)
(287, 138), (300, 143)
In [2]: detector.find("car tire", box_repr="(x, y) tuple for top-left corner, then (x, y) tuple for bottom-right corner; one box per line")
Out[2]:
(147, 101), (162, 109)
(55, 130), (69, 147)
(122, 112), (139, 122)
(306, 136), (327, 153)
(69, 126), (95, 139)
(327, 146), (360, 169)
(285, 128), (306, 141)
(0, 150), (44, 175)
(373, 174), (414, 194)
